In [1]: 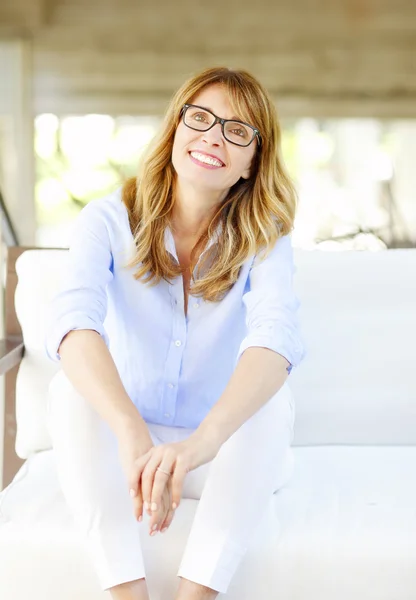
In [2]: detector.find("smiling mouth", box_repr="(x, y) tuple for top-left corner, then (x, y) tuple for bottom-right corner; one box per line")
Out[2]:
(189, 151), (225, 168)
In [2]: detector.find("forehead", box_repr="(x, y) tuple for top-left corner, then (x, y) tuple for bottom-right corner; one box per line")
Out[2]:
(190, 84), (247, 121)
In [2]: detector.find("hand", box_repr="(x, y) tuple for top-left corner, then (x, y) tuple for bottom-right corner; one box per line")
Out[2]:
(149, 481), (174, 535)
(117, 430), (154, 522)
(131, 433), (220, 535)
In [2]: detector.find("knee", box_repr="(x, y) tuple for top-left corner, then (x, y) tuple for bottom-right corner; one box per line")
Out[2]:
(49, 369), (74, 399)
(47, 369), (94, 428)
(248, 381), (293, 430)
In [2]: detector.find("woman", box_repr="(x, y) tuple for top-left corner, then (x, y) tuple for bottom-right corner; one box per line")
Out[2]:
(45, 66), (305, 600)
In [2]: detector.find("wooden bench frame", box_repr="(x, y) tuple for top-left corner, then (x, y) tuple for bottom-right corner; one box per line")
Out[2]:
(1, 247), (51, 490)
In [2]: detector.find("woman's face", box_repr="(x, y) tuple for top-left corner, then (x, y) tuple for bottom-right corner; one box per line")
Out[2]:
(171, 84), (257, 195)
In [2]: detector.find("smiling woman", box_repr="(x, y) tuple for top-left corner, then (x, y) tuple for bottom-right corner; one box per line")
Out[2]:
(122, 66), (296, 303)
(45, 66), (305, 600)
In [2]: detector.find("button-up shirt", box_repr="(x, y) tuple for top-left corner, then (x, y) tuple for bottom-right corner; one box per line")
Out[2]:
(45, 187), (305, 429)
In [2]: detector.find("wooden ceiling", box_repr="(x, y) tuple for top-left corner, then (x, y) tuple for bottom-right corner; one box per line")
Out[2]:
(1, 0), (416, 116)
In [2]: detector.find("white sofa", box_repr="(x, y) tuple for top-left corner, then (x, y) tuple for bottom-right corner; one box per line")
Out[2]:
(0, 247), (415, 600)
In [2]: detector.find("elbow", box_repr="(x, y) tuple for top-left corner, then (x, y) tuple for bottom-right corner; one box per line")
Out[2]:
(45, 311), (109, 362)
(57, 329), (103, 361)
(236, 323), (306, 370)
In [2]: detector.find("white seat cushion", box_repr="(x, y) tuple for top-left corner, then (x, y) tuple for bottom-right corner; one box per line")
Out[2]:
(1, 446), (415, 600)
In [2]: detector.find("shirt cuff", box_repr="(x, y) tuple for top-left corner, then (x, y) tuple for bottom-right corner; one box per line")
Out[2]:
(45, 312), (109, 362)
(236, 330), (305, 370)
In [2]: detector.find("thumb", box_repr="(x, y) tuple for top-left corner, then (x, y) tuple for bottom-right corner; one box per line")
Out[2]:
(128, 450), (151, 497)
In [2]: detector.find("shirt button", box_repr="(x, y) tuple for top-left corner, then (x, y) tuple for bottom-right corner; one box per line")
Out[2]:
(164, 413), (170, 418)
(175, 340), (182, 347)
(193, 303), (200, 309)
(167, 383), (174, 389)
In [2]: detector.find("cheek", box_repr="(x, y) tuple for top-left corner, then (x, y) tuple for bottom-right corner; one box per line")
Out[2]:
(231, 151), (253, 177)
(171, 133), (187, 170)
(243, 148), (256, 174)
(171, 127), (197, 166)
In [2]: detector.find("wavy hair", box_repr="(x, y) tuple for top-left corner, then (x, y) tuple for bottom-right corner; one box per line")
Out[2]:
(122, 66), (297, 302)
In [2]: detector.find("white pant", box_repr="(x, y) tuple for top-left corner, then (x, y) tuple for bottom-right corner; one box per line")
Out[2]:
(46, 370), (295, 594)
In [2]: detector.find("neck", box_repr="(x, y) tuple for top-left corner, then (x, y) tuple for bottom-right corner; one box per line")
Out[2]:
(170, 178), (227, 238)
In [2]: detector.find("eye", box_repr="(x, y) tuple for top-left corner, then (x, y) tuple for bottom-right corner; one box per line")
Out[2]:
(230, 126), (248, 138)
(192, 111), (210, 123)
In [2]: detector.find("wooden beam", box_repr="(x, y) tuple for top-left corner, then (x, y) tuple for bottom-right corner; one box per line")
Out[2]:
(0, 0), (49, 32)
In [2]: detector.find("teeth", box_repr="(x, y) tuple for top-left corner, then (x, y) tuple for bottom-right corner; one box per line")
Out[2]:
(190, 152), (223, 167)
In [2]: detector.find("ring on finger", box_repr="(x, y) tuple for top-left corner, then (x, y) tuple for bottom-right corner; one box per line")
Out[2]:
(156, 466), (172, 476)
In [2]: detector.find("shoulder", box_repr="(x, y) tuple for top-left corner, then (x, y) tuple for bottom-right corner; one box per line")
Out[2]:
(251, 231), (294, 270)
(78, 186), (128, 225)
(73, 186), (130, 239)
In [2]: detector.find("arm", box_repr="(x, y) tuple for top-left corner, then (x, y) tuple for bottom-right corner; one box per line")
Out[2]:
(58, 330), (152, 443)
(190, 346), (289, 449)
(45, 200), (152, 446)
(192, 233), (305, 449)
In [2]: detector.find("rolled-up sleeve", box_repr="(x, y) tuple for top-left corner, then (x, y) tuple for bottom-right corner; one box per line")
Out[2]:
(236, 233), (305, 371)
(45, 200), (114, 362)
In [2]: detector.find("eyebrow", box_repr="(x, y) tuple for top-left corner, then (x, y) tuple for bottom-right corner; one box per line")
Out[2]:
(199, 104), (241, 122)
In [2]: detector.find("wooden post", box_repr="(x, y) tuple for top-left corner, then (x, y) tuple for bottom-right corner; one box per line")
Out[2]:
(0, 40), (36, 246)
(1, 247), (28, 489)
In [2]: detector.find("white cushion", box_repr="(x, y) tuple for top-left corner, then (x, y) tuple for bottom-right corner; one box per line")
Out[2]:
(14, 251), (65, 457)
(13, 248), (416, 456)
(1, 446), (415, 600)
(290, 248), (416, 445)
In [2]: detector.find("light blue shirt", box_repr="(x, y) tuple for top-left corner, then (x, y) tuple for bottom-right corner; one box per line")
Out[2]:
(45, 187), (305, 429)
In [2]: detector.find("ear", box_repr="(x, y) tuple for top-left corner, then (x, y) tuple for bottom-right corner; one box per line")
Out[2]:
(241, 167), (251, 180)
(241, 155), (254, 180)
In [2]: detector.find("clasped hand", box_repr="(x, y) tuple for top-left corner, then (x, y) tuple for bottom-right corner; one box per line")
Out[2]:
(124, 433), (219, 536)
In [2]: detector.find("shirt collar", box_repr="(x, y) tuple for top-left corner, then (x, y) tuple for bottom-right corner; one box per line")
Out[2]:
(164, 221), (223, 263)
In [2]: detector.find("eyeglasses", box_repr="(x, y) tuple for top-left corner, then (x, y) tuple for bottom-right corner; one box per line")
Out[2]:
(181, 104), (261, 148)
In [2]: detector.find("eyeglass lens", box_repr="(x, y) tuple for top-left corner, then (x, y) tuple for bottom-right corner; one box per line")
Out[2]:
(184, 106), (255, 146)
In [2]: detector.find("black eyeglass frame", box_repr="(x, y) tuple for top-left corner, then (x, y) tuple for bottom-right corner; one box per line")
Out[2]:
(181, 104), (262, 148)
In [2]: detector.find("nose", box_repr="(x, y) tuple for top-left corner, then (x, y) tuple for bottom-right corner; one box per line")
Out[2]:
(201, 122), (224, 146)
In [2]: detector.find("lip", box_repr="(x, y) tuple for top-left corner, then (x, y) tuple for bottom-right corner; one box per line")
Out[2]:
(189, 150), (225, 167)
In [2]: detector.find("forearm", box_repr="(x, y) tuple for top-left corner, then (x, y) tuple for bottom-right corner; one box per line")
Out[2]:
(58, 329), (152, 444)
(192, 347), (289, 449)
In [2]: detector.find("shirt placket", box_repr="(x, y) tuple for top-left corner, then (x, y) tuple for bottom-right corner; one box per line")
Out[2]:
(160, 225), (218, 423)
(159, 227), (187, 422)
(160, 275), (187, 423)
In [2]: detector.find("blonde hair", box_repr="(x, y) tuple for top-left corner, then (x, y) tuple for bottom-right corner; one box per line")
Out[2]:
(122, 66), (297, 302)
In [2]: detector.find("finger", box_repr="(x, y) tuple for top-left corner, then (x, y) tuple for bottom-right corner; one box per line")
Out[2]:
(159, 478), (174, 532)
(160, 506), (175, 533)
(131, 450), (154, 518)
(132, 484), (144, 522)
(150, 465), (172, 515)
(171, 464), (187, 510)
(128, 452), (150, 498)
(141, 456), (160, 516)
(149, 478), (172, 535)
(148, 483), (170, 534)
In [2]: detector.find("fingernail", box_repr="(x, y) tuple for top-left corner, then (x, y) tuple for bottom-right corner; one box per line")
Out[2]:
(144, 501), (149, 510)
(150, 530), (158, 536)
(129, 489), (136, 497)
(151, 502), (158, 511)
(161, 527), (168, 533)
(152, 523), (158, 531)
(172, 502), (177, 510)
(138, 515), (142, 522)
